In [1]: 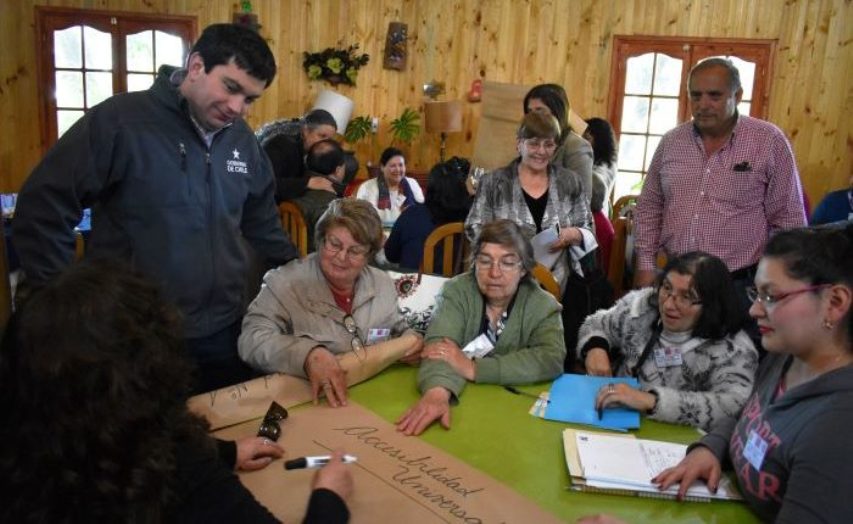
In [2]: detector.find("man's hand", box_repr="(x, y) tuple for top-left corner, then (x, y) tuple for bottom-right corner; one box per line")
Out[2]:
(307, 176), (335, 193)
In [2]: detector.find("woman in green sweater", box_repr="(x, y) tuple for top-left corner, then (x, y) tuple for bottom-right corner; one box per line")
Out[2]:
(397, 219), (566, 436)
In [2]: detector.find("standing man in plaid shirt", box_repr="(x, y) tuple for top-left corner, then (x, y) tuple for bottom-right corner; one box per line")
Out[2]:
(634, 57), (806, 307)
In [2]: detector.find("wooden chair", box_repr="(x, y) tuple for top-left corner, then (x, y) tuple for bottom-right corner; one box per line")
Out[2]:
(422, 222), (469, 277)
(611, 194), (639, 220)
(608, 214), (631, 298)
(278, 202), (309, 257)
(74, 230), (85, 261)
(530, 263), (561, 303)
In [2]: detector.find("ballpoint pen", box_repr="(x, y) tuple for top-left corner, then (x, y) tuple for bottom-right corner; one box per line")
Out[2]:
(504, 385), (550, 403)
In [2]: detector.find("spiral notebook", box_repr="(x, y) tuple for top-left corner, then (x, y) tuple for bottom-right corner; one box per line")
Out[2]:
(562, 428), (742, 502)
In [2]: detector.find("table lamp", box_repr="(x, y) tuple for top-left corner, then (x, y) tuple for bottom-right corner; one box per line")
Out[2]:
(424, 100), (462, 162)
(312, 90), (354, 133)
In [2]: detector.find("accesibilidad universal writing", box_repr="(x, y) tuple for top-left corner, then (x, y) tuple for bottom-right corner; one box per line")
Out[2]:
(563, 429), (742, 502)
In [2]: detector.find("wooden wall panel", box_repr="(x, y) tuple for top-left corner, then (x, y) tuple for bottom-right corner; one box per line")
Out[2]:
(1, 0), (851, 204)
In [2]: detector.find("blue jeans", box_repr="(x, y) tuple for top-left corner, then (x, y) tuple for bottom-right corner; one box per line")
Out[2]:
(185, 320), (260, 395)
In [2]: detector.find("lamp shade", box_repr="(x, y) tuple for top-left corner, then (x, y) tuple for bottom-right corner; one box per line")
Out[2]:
(424, 100), (463, 134)
(312, 90), (354, 132)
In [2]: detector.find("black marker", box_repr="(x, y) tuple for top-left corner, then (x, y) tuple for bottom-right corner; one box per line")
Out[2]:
(284, 454), (358, 470)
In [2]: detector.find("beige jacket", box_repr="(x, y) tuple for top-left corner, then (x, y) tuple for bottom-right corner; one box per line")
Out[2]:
(238, 254), (411, 377)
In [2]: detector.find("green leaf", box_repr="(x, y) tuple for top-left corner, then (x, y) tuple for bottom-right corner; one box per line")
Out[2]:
(389, 108), (421, 144)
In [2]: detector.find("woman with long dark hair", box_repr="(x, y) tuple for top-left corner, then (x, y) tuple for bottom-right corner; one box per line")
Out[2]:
(583, 117), (619, 215)
(0, 260), (352, 522)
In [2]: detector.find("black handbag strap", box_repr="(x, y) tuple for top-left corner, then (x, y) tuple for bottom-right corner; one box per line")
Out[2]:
(630, 321), (662, 379)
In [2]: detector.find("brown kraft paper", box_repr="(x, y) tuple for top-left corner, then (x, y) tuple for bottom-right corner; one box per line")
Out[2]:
(187, 333), (420, 430)
(215, 400), (563, 524)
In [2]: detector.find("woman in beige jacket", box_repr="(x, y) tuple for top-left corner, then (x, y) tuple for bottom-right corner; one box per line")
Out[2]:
(239, 199), (422, 406)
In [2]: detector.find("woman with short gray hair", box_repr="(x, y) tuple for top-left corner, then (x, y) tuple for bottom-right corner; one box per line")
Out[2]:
(397, 219), (565, 436)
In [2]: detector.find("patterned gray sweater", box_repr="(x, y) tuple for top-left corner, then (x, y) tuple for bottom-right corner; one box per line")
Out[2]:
(576, 288), (758, 431)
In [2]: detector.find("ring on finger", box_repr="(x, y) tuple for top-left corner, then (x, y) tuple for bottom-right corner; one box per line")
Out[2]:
(608, 383), (616, 393)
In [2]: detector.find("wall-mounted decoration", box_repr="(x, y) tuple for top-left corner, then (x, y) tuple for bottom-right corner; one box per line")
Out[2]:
(303, 45), (370, 87)
(383, 22), (408, 70)
(233, 1), (261, 33)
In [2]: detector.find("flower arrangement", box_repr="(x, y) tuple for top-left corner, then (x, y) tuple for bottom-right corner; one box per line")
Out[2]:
(303, 45), (370, 86)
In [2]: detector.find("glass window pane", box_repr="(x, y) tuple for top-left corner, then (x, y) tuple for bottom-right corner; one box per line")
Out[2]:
(83, 26), (112, 70)
(56, 71), (84, 107)
(738, 101), (752, 116)
(614, 171), (644, 202)
(127, 30), (154, 72)
(127, 73), (154, 92)
(728, 56), (756, 100)
(645, 136), (662, 171)
(652, 53), (682, 96)
(57, 110), (85, 138)
(155, 31), (185, 69)
(625, 53), (654, 95)
(620, 96), (650, 134)
(617, 134), (648, 172)
(648, 98), (679, 134)
(85, 72), (113, 107)
(54, 26), (82, 68)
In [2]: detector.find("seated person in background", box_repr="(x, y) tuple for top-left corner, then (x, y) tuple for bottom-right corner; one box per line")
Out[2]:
(293, 138), (349, 251)
(384, 159), (472, 272)
(579, 251), (757, 431)
(239, 198), (423, 407)
(356, 147), (424, 227)
(0, 260), (352, 523)
(655, 225), (853, 522)
(397, 220), (566, 436)
(811, 174), (853, 225)
(264, 109), (338, 203)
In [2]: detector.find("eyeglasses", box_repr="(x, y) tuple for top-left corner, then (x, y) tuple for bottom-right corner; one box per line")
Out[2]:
(746, 284), (831, 308)
(474, 255), (522, 274)
(257, 401), (289, 441)
(343, 314), (367, 361)
(658, 282), (702, 308)
(523, 138), (558, 152)
(323, 236), (369, 261)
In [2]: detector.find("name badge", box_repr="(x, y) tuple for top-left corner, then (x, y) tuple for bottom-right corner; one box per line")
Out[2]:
(744, 430), (769, 471)
(653, 346), (683, 368)
(366, 328), (391, 345)
(461, 333), (495, 359)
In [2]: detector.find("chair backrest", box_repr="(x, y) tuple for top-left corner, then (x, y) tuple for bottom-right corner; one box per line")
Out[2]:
(611, 194), (639, 220)
(278, 202), (309, 257)
(422, 222), (468, 277)
(608, 215), (631, 297)
(530, 263), (561, 303)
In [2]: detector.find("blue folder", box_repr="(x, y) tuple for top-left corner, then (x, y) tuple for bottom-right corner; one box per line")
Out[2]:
(543, 374), (641, 431)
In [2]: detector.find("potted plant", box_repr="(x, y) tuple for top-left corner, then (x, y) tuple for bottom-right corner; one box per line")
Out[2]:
(302, 45), (370, 86)
(343, 116), (372, 145)
(389, 107), (420, 146)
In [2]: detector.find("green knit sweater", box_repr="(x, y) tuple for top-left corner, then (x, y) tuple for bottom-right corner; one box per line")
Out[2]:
(418, 272), (566, 399)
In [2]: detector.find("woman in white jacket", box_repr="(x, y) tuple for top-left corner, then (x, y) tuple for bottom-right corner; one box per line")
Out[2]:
(577, 251), (758, 431)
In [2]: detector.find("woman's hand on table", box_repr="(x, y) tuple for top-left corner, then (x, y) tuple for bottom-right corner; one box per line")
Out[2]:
(396, 386), (452, 436)
(397, 333), (425, 366)
(652, 446), (722, 500)
(234, 436), (285, 471)
(312, 450), (354, 502)
(584, 347), (612, 376)
(595, 382), (657, 414)
(549, 226), (582, 252)
(423, 338), (474, 380)
(305, 346), (348, 408)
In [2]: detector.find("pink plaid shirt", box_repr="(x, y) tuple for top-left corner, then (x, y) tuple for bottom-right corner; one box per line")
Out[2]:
(635, 115), (806, 272)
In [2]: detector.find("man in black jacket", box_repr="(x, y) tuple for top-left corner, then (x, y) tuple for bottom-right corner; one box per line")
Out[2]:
(13, 24), (299, 393)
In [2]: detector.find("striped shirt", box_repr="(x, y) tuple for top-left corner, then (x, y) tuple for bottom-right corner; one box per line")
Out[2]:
(635, 115), (806, 272)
